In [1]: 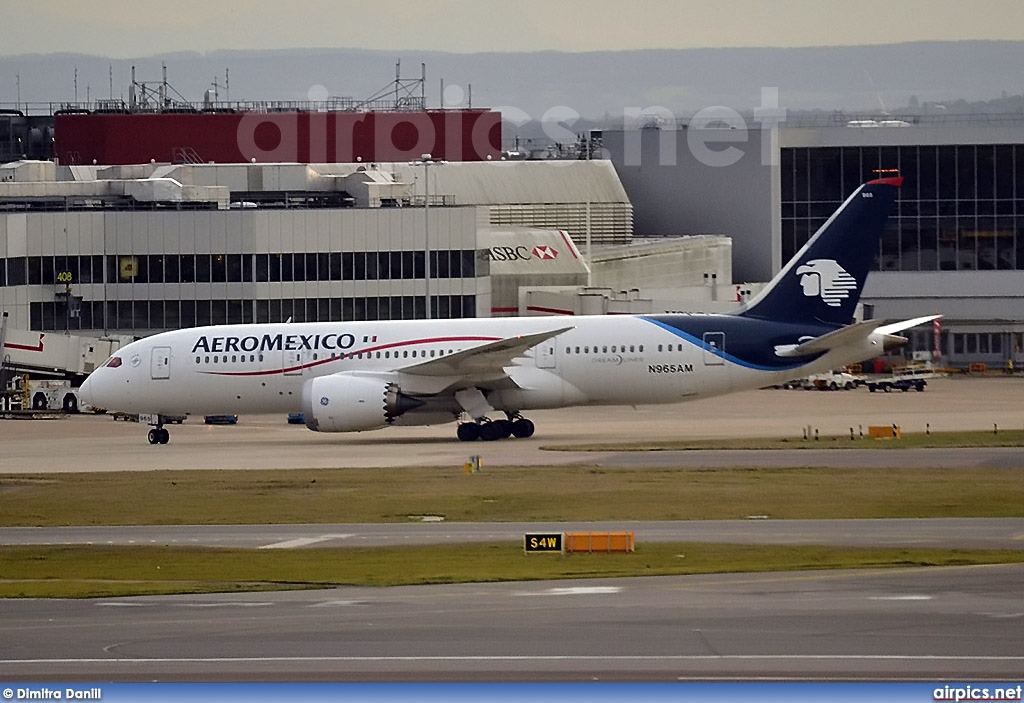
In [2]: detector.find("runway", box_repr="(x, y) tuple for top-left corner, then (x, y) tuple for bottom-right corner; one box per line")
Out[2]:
(2, 376), (1023, 681)
(3, 565), (1023, 681)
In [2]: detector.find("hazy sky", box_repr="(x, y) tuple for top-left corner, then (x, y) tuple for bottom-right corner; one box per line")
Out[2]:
(4, 0), (1024, 57)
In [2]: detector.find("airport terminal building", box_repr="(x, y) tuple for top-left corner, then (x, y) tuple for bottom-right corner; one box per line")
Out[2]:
(602, 120), (1024, 368)
(0, 159), (631, 336)
(4, 109), (1024, 370)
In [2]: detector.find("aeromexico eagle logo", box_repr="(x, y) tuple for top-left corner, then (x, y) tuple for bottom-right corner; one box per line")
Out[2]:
(796, 259), (857, 307)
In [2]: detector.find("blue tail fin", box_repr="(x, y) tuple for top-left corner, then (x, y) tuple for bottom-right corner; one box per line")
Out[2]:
(738, 177), (901, 325)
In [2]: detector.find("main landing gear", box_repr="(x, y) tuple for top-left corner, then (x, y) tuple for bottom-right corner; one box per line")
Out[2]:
(457, 413), (535, 442)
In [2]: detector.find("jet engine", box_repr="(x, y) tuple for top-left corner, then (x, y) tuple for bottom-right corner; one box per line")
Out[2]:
(300, 373), (423, 433)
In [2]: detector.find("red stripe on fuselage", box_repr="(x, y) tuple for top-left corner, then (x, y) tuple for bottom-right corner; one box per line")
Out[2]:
(199, 335), (502, 377)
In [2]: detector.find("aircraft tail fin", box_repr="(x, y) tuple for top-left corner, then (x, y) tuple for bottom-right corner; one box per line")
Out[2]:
(738, 177), (902, 326)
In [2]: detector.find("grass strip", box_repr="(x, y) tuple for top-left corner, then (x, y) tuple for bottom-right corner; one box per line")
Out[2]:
(2, 465), (1023, 526)
(2, 543), (1023, 599)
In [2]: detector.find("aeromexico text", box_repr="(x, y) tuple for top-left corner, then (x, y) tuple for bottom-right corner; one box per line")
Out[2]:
(191, 332), (361, 354)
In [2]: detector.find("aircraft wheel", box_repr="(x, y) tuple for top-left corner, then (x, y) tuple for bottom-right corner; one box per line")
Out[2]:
(62, 393), (79, 414)
(148, 429), (159, 445)
(511, 418), (535, 438)
(457, 423), (480, 442)
(158, 428), (170, 444)
(479, 421), (505, 442)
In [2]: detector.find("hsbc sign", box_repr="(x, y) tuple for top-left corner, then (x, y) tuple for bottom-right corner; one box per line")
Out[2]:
(480, 245), (560, 262)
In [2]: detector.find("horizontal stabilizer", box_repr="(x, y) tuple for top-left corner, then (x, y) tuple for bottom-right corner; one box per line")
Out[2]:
(774, 320), (888, 358)
(874, 314), (942, 336)
(775, 315), (939, 358)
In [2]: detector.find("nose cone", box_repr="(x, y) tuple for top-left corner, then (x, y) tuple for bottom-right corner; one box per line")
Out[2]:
(78, 373), (96, 407)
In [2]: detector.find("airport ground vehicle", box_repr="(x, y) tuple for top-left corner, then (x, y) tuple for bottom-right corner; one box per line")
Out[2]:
(866, 373), (928, 392)
(27, 378), (87, 413)
(204, 414), (239, 425)
(783, 370), (864, 390)
(1, 313), (132, 414)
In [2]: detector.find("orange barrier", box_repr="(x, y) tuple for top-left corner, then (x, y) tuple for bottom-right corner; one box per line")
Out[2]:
(564, 532), (635, 553)
(868, 425), (901, 439)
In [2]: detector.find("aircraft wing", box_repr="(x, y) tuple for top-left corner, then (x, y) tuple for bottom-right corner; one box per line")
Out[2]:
(775, 315), (940, 358)
(398, 325), (574, 380)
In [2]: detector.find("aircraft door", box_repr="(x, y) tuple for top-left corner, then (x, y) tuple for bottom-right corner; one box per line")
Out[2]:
(151, 346), (171, 379)
(536, 341), (557, 369)
(703, 332), (725, 366)
(284, 350), (305, 376)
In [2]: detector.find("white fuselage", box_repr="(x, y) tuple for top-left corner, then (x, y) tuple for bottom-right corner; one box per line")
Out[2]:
(80, 314), (868, 424)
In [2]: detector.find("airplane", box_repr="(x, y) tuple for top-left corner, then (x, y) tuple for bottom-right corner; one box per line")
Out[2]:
(79, 176), (937, 445)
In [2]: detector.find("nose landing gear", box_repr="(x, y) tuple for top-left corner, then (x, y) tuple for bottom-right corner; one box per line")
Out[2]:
(141, 413), (178, 445)
(147, 426), (170, 445)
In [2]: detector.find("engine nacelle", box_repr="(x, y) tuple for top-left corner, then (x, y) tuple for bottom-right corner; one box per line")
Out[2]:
(301, 373), (422, 433)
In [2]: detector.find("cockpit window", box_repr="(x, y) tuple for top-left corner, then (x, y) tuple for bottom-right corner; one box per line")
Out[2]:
(104, 356), (123, 368)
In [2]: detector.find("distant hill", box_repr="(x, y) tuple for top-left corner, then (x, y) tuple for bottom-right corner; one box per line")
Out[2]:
(3, 41), (1024, 123)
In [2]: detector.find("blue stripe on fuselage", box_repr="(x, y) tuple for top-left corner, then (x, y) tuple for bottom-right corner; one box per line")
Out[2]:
(642, 315), (832, 372)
